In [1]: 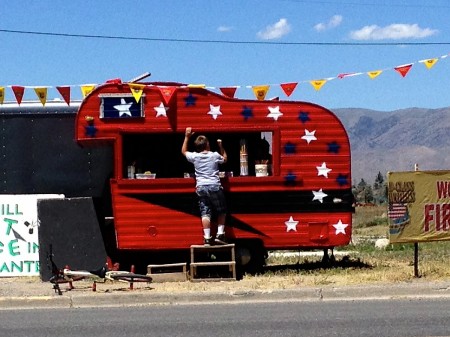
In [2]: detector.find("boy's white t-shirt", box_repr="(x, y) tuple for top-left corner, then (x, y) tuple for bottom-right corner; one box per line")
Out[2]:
(185, 151), (225, 187)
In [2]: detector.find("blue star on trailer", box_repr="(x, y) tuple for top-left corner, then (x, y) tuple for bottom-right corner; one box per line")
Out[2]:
(184, 93), (197, 107)
(327, 141), (341, 154)
(284, 142), (296, 154)
(85, 124), (98, 137)
(241, 106), (253, 121)
(284, 172), (297, 185)
(298, 111), (310, 123)
(336, 174), (349, 186)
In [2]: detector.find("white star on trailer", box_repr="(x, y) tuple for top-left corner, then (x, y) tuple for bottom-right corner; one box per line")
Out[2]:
(285, 216), (299, 232)
(317, 162), (332, 178)
(154, 102), (169, 117)
(301, 129), (317, 144)
(312, 188), (327, 203)
(207, 104), (222, 120)
(113, 98), (132, 116)
(267, 106), (283, 121)
(332, 219), (348, 235)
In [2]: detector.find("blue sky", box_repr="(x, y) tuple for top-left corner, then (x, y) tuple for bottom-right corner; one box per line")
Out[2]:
(1, 0), (449, 111)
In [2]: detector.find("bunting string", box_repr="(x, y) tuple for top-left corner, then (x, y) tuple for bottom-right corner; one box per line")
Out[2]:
(0, 53), (448, 106)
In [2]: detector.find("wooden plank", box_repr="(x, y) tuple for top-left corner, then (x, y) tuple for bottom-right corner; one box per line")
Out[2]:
(149, 272), (188, 283)
(147, 262), (188, 283)
(190, 261), (236, 267)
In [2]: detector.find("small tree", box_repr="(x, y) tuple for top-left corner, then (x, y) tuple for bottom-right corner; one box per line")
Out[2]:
(354, 179), (368, 204)
(364, 184), (374, 204)
(373, 171), (387, 204)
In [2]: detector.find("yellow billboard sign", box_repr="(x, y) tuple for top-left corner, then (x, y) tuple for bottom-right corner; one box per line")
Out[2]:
(388, 170), (450, 243)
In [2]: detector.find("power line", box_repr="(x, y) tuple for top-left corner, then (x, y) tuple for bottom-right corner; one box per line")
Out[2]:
(281, 0), (450, 9)
(1, 28), (450, 46)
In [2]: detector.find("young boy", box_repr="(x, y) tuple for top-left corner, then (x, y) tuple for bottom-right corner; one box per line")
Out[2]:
(181, 127), (228, 245)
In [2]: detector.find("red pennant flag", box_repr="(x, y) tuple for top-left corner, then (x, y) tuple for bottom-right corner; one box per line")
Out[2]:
(394, 64), (412, 78)
(56, 86), (71, 105)
(157, 86), (177, 105)
(337, 73), (352, 79)
(280, 82), (298, 97)
(219, 87), (237, 98)
(11, 86), (25, 105)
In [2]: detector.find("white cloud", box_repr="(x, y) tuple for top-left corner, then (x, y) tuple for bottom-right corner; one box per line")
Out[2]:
(350, 23), (438, 40)
(257, 18), (291, 40)
(217, 26), (233, 32)
(314, 15), (343, 32)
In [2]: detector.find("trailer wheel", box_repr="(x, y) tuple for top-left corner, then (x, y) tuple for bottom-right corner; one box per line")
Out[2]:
(235, 241), (267, 276)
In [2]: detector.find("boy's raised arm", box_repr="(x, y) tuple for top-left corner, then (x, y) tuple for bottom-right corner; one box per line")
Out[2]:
(181, 127), (192, 156)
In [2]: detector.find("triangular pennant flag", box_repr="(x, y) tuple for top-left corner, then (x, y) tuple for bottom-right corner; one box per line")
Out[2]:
(337, 72), (362, 79)
(309, 80), (327, 91)
(80, 84), (96, 98)
(394, 64), (413, 78)
(157, 86), (177, 105)
(421, 58), (438, 69)
(11, 85), (25, 105)
(367, 70), (382, 79)
(34, 87), (48, 106)
(280, 82), (298, 97)
(128, 83), (145, 103)
(187, 84), (206, 88)
(56, 86), (71, 105)
(0, 87), (4, 104)
(219, 87), (237, 98)
(252, 85), (270, 101)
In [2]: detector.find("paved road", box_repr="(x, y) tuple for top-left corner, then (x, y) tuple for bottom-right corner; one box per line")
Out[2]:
(1, 298), (450, 337)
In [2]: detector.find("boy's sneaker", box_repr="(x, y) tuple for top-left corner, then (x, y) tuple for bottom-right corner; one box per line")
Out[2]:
(204, 237), (212, 246)
(215, 234), (227, 245)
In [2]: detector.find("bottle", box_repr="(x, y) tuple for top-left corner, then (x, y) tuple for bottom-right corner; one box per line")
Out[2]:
(127, 163), (135, 179)
(240, 139), (248, 176)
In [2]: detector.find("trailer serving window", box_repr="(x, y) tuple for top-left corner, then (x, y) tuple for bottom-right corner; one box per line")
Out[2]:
(121, 131), (273, 179)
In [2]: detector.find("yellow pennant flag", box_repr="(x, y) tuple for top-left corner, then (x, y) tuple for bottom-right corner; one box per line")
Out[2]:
(128, 83), (145, 103)
(34, 87), (48, 106)
(422, 58), (438, 69)
(367, 70), (382, 79)
(252, 85), (270, 100)
(0, 86), (4, 104)
(187, 84), (206, 88)
(309, 80), (327, 91)
(80, 84), (96, 98)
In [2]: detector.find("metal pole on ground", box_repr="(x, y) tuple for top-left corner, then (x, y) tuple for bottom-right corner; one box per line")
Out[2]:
(413, 163), (420, 278)
(414, 242), (419, 277)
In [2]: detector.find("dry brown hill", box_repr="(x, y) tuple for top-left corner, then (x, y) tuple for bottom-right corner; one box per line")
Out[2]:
(333, 107), (450, 185)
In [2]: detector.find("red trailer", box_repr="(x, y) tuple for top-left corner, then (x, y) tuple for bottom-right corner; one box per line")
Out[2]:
(75, 80), (353, 270)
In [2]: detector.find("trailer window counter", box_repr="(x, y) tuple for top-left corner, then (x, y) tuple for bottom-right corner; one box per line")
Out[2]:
(121, 131), (274, 179)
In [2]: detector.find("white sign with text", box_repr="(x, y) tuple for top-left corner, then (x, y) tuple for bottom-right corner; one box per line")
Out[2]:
(0, 194), (64, 277)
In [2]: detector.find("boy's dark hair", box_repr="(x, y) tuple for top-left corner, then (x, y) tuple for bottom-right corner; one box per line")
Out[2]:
(194, 135), (209, 152)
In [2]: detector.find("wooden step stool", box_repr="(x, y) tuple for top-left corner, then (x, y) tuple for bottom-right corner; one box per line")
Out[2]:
(190, 244), (236, 281)
(147, 262), (188, 282)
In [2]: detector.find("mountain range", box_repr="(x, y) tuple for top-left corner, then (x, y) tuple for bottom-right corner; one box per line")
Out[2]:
(332, 107), (450, 185)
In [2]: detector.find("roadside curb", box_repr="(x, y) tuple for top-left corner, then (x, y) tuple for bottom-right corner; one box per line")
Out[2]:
(2, 281), (450, 309)
(0, 296), (72, 309)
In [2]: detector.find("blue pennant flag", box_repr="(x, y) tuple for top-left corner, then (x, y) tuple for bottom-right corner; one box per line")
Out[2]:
(101, 96), (142, 118)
